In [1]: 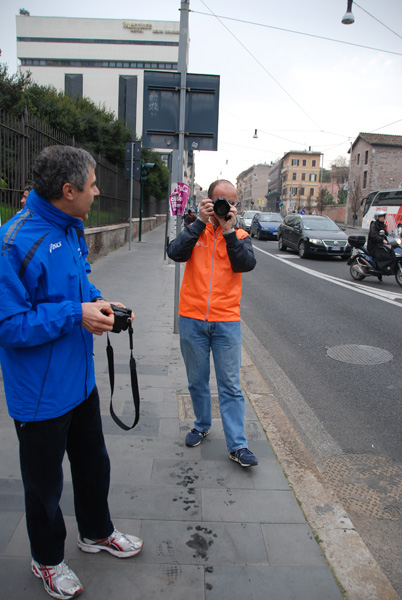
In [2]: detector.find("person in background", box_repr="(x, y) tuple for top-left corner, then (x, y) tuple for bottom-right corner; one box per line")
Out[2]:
(20, 185), (32, 208)
(0, 146), (143, 600)
(168, 179), (258, 468)
(183, 208), (196, 226)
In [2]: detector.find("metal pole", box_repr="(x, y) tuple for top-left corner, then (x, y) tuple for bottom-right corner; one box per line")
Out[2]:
(139, 178), (143, 242)
(164, 152), (173, 260)
(172, 0), (189, 334)
(129, 142), (134, 250)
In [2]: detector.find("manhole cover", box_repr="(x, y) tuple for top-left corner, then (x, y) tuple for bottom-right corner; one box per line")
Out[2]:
(326, 344), (393, 365)
(177, 393), (221, 421)
(323, 454), (402, 520)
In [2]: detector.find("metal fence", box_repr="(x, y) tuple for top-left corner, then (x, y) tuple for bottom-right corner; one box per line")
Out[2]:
(0, 108), (138, 226)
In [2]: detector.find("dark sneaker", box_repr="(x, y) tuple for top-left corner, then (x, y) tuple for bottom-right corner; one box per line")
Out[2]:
(230, 448), (258, 467)
(185, 428), (210, 447)
(77, 528), (143, 558)
(31, 559), (83, 599)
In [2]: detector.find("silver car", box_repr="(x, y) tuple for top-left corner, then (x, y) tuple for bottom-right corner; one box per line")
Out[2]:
(239, 210), (259, 232)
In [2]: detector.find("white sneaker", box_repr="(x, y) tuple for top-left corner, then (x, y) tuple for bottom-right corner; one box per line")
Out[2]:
(31, 559), (83, 600)
(77, 528), (143, 558)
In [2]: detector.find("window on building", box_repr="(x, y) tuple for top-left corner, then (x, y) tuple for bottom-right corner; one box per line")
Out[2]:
(364, 150), (369, 165)
(300, 187), (305, 196)
(118, 75), (138, 137)
(301, 173), (306, 181)
(292, 172), (297, 181)
(65, 74), (83, 98)
(312, 159), (317, 167)
(291, 159), (299, 166)
(291, 186), (297, 195)
(309, 173), (317, 181)
(357, 153), (360, 165)
(302, 159), (307, 166)
(310, 188), (314, 196)
(363, 171), (368, 189)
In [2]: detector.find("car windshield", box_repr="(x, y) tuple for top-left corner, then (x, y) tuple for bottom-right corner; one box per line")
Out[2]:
(260, 214), (282, 222)
(303, 218), (340, 231)
(244, 211), (258, 218)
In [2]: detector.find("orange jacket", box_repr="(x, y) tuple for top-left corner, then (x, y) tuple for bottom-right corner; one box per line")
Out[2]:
(168, 220), (256, 321)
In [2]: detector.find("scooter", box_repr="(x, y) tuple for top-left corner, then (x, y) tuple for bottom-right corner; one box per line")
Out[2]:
(347, 230), (402, 287)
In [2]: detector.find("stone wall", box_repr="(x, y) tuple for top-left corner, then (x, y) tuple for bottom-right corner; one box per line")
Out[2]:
(85, 214), (166, 262)
(319, 204), (346, 224)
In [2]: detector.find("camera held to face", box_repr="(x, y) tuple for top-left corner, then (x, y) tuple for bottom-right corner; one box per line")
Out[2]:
(103, 304), (132, 333)
(212, 197), (232, 221)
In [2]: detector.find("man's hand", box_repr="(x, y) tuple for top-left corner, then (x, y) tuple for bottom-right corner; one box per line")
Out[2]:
(198, 198), (215, 223)
(81, 301), (134, 335)
(215, 202), (237, 233)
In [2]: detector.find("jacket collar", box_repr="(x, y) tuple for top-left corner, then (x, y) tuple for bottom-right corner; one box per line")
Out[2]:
(26, 189), (85, 232)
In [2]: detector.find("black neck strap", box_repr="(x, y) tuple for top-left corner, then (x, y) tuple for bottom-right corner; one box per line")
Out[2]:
(106, 323), (140, 431)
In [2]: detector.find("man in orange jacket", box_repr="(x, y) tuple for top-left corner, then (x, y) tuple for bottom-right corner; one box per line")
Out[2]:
(168, 179), (258, 467)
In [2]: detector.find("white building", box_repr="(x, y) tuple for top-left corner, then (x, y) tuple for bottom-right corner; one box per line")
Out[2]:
(16, 14), (179, 138)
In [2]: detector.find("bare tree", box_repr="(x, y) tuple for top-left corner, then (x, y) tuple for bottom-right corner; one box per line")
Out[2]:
(348, 179), (362, 226)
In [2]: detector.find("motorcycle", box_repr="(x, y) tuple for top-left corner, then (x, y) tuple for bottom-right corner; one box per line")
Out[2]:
(347, 230), (402, 287)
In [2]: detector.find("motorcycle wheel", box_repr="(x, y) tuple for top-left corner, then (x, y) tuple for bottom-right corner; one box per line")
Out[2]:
(350, 262), (366, 281)
(395, 263), (402, 287)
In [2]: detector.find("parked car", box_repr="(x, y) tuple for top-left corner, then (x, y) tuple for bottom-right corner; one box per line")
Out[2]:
(239, 210), (259, 232)
(277, 214), (352, 259)
(250, 212), (283, 240)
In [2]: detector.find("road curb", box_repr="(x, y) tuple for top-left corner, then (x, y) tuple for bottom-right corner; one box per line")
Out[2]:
(240, 347), (398, 600)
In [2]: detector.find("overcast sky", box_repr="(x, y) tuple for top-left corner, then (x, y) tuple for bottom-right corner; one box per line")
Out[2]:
(1, 0), (402, 190)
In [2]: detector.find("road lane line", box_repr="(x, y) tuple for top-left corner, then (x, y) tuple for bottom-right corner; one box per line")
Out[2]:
(253, 246), (402, 307)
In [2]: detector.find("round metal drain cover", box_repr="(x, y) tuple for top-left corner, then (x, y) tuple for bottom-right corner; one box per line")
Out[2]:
(327, 344), (393, 365)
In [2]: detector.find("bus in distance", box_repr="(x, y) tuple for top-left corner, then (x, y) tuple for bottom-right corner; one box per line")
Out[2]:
(361, 188), (402, 230)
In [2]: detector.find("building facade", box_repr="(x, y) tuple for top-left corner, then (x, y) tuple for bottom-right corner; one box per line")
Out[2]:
(349, 133), (402, 196)
(16, 14), (179, 138)
(266, 158), (283, 212)
(280, 150), (321, 214)
(236, 164), (270, 210)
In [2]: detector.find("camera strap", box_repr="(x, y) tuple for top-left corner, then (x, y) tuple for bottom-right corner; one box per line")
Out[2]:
(106, 323), (140, 430)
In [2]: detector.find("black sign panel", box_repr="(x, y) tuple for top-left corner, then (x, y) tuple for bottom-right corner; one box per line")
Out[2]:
(142, 71), (219, 151)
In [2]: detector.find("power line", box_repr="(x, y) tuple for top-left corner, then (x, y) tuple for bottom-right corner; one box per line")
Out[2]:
(198, 1), (322, 130)
(191, 8), (402, 57)
(354, 2), (402, 41)
(371, 118), (402, 133)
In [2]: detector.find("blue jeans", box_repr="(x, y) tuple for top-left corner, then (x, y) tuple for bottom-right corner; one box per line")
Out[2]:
(179, 316), (247, 451)
(15, 386), (114, 565)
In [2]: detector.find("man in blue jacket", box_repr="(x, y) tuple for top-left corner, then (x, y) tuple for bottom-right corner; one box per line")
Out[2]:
(0, 146), (143, 600)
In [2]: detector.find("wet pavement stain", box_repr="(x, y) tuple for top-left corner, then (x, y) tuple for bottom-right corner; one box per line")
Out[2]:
(186, 526), (218, 560)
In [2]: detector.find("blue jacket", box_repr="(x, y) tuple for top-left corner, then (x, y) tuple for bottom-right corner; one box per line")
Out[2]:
(0, 190), (101, 421)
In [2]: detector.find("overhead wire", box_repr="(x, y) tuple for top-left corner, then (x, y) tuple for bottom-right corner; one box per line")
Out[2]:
(198, 0), (323, 131)
(191, 8), (402, 57)
(354, 2), (402, 42)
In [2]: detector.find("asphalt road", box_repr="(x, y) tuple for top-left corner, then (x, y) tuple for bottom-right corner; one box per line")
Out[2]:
(241, 234), (402, 596)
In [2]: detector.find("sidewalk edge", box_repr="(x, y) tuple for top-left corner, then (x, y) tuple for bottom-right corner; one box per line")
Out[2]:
(240, 347), (398, 600)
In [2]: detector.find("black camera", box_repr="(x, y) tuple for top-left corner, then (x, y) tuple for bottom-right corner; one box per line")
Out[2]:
(212, 197), (232, 221)
(103, 304), (132, 333)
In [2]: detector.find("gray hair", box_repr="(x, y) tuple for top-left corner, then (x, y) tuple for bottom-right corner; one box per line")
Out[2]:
(32, 145), (96, 200)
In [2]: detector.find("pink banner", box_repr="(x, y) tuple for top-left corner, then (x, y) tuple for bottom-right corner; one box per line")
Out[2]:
(169, 183), (190, 216)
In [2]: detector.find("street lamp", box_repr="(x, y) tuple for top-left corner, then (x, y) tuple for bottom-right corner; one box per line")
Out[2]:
(342, 0), (355, 25)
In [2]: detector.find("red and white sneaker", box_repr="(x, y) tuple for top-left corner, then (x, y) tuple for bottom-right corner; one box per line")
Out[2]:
(77, 528), (143, 558)
(31, 559), (83, 599)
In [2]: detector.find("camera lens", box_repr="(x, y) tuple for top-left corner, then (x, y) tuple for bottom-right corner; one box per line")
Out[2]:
(213, 198), (230, 217)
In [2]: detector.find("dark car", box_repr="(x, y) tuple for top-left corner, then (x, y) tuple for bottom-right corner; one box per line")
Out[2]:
(250, 212), (282, 240)
(277, 214), (352, 259)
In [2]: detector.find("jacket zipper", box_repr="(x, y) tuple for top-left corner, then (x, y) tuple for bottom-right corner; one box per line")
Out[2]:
(205, 227), (220, 320)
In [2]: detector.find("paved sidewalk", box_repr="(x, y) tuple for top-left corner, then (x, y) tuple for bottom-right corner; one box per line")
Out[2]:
(0, 225), (343, 599)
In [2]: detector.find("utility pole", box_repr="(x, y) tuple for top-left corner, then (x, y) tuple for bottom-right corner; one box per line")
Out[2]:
(171, 0), (190, 334)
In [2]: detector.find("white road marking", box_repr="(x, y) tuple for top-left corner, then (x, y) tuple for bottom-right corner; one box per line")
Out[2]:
(253, 246), (402, 307)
